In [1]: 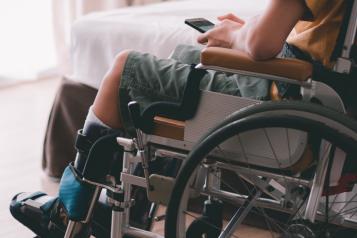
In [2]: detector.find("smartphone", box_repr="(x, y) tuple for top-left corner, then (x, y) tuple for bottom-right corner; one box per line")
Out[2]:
(185, 18), (215, 33)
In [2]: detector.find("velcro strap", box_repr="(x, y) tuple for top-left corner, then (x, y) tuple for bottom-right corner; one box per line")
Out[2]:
(18, 191), (46, 203)
(23, 199), (43, 209)
(75, 129), (93, 152)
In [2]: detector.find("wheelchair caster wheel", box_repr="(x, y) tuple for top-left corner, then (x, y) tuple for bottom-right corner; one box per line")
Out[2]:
(287, 222), (316, 238)
(186, 199), (223, 238)
(186, 216), (221, 238)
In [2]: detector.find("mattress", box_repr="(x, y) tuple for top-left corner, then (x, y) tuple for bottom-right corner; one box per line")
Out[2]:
(69, 0), (267, 89)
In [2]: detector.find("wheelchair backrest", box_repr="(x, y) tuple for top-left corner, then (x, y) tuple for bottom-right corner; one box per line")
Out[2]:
(334, 0), (357, 73)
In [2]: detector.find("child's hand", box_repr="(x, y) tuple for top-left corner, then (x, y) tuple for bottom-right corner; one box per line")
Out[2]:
(217, 13), (245, 24)
(197, 19), (243, 48)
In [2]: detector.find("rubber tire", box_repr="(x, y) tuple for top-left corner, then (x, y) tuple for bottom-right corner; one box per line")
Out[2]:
(165, 101), (357, 238)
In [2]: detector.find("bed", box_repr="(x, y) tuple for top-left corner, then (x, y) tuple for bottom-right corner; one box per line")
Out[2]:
(42, 0), (266, 178)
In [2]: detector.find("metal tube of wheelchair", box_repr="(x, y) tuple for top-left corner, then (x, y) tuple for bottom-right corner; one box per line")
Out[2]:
(123, 150), (135, 226)
(111, 209), (123, 238)
(64, 186), (101, 238)
(205, 161), (221, 191)
(111, 148), (129, 238)
(64, 221), (80, 238)
(84, 186), (102, 223)
(134, 129), (152, 190)
(303, 142), (332, 222)
(219, 189), (262, 238)
(64, 221), (90, 238)
(124, 226), (164, 238)
(111, 144), (136, 238)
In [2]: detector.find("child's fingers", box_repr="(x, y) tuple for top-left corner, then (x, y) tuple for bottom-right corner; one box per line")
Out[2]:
(206, 39), (217, 47)
(218, 13), (245, 24)
(197, 32), (209, 44)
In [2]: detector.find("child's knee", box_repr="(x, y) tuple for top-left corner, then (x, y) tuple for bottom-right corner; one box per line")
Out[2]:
(103, 49), (133, 87)
(112, 49), (133, 76)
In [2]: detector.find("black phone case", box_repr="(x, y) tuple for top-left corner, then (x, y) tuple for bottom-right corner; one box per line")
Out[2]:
(185, 18), (214, 33)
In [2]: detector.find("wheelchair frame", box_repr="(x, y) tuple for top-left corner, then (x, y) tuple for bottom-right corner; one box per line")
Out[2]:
(63, 1), (357, 237)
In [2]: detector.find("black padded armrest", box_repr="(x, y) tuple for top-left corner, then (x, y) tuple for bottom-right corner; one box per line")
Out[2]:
(128, 65), (207, 134)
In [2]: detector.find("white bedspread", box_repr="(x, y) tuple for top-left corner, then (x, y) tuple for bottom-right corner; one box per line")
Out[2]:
(69, 0), (267, 89)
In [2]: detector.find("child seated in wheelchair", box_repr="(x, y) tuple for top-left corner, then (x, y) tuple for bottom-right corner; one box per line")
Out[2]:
(10, 0), (353, 237)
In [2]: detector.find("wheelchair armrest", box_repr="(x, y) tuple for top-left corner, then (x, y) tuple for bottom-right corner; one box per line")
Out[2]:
(200, 47), (313, 82)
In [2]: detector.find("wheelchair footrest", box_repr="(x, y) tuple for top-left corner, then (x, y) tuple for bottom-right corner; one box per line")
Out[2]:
(10, 192), (66, 237)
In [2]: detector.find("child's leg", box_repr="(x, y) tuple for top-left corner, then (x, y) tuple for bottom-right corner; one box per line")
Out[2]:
(91, 50), (133, 129)
(10, 50), (134, 237)
(73, 50), (133, 173)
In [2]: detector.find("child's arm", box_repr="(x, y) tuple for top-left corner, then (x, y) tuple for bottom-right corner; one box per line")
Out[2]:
(197, 0), (307, 60)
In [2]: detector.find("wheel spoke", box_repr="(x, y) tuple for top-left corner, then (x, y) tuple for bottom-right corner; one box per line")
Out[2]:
(165, 102), (357, 238)
(208, 146), (295, 235)
(330, 192), (357, 221)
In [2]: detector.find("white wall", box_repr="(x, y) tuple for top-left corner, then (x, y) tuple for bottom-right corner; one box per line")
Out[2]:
(0, 0), (56, 80)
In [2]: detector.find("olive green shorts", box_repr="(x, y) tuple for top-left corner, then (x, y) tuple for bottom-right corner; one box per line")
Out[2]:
(118, 44), (295, 133)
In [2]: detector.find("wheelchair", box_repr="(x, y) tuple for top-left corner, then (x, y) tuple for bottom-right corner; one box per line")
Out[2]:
(13, 1), (357, 238)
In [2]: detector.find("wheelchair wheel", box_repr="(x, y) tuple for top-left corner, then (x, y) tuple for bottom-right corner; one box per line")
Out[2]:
(166, 101), (357, 238)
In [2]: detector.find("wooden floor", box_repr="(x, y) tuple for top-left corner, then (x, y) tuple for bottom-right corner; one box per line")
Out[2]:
(0, 78), (60, 237)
